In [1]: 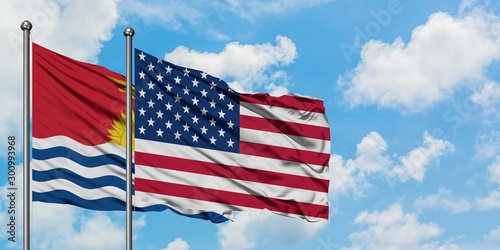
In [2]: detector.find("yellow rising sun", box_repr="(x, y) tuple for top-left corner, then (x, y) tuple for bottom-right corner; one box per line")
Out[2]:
(106, 76), (135, 151)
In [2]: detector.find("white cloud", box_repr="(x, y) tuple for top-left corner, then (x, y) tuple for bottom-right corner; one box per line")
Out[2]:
(476, 189), (500, 210)
(390, 132), (455, 182)
(217, 209), (327, 250)
(330, 131), (454, 197)
(164, 35), (297, 94)
(341, 204), (458, 250)
(119, 0), (333, 37)
(473, 130), (500, 160)
(470, 81), (500, 114)
(413, 188), (471, 213)
(161, 238), (190, 250)
(225, 0), (334, 21)
(488, 156), (500, 184)
(484, 225), (500, 242)
(0, 0), (120, 149)
(329, 131), (391, 198)
(338, 5), (500, 112)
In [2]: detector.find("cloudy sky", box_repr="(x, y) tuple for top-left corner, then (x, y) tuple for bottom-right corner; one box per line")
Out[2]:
(1, 0), (500, 249)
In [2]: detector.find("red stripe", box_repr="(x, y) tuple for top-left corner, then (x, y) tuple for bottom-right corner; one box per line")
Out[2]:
(240, 141), (330, 167)
(240, 93), (325, 113)
(240, 115), (330, 140)
(135, 152), (329, 192)
(135, 178), (329, 219)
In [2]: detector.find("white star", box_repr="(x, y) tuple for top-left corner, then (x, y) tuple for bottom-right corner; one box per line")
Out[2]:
(209, 136), (217, 145)
(174, 112), (181, 121)
(183, 68), (190, 76)
(139, 126), (146, 134)
(147, 62), (155, 71)
(139, 71), (145, 79)
(218, 92), (225, 100)
(156, 73), (163, 82)
(165, 65), (172, 74)
(183, 123), (190, 132)
(148, 99), (155, 108)
(157, 58), (162, 63)
(174, 131), (181, 139)
(165, 102), (173, 111)
(165, 84), (172, 92)
(192, 134), (199, 142)
(218, 110), (226, 119)
(183, 105), (190, 113)
(192, 97), (199, 106)
(156, 128), (164, 137)
(174, 76), (181, 84)
(209, 118), (217, 126)
(156, 91), (164, 100)
(227, 139), (234, 148)
(200, 107), (208, 116)
(165, 120), (173, 129)
(183, 86), (190, 95)
(138, 107), (146, 116)
(174, 94), (182, 103)
(209, 99), (216, 108)
(139, 52), (146, 61)
(200, 89), (208, 98)
(192, 79), (199, 87)
(200, 126), (208, 134)
(227, 120), (235, 129)
(227, 102), (234, 111)
(218, 128), (226, 137)
(156, 110), (164, 118)
(201, 72), (208, 79)
(192, 115), (199, 124)
(147, 118), (155, 126)
(147, 81), (155, 89)
(210, 81), (217, 89)
(138, 89), (146, 97)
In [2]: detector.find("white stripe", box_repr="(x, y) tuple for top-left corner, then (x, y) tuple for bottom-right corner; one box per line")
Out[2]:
(32, 179), (127, 202)
(136, 165), (328, 205)
(135, 191), (235, 219)
(135, 191), (325, 222)
(135, 139), (329, 180)
(240, 101), (329, 128)
(33, 158), (126, 180)
(240, 128), (330, 154)
(33, 136), (125, 157)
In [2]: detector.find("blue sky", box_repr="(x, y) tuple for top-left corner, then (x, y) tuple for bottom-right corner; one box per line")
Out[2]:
(1, 0), (500, 249)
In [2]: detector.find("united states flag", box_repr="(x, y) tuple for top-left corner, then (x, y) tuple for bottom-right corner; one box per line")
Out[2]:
(134, 48), (330, 223)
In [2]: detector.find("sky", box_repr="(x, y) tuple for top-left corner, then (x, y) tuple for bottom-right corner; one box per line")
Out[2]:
(0, 0), (500, 249)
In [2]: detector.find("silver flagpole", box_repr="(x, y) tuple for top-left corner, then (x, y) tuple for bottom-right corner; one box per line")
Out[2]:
(21, 20), (32, 250)
(124, 27), (135, 250)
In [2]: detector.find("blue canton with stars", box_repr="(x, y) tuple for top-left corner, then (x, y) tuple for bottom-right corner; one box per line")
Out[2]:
(135, 49), (240, 153)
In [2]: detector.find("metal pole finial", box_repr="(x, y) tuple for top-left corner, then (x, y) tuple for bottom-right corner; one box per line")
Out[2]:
(123, 27), (135, 37)
(20, 20), (33, 31)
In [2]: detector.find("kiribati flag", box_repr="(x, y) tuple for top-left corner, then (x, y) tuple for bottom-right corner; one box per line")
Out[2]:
(32, 43), (130, 210)
(134, 49), (330, 222)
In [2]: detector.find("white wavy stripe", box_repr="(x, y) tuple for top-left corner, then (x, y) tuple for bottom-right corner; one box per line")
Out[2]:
(32, 179), (128, 202)
(135, 139), (329, 180)
(135, 191), (325, 222)
(136, 165), (328, 206)
(240, 101), (329, 128)
(240, 128), (330, 154)
(33, 158), (126, 180)
(33, 136), (126, 157)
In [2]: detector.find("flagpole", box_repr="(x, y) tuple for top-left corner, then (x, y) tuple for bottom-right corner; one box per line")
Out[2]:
(21, 20), (33, 250)
(124, 27), (135, 250)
